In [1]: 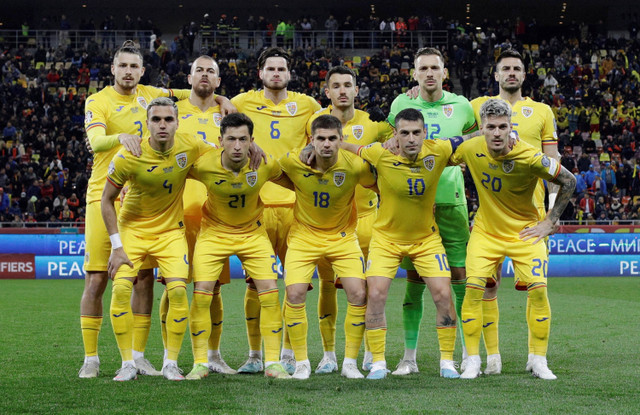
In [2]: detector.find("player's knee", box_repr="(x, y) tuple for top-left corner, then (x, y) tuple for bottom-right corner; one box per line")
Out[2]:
(367, 284), (388, 305)
(167, 282), (188, 307)
(345, 285), (366, 305)
(484, 284), (498, 298)
(84, 273), (108, 299)
(285, 285), (307, 304)
(112, 279), (133, 305)
(527, 284), (548, 305)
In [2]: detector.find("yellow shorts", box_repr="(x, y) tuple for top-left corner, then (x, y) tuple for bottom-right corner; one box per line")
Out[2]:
(84, 201), (156, 272)
(366, 231), (450, 279)
(115, 227), (188, 280)
(356, 210), (376, 259)
(284, 226), (365, 286)
(263, 204), (294, 262)
(84, 201), (115, 272)
(193, 226), (277, 283)
(466, 227), (548, 285)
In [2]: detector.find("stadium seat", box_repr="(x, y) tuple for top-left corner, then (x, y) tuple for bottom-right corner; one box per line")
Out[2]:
(380, 74), (390, 82)
(44, 62), (52, 70)
(389, 68), (399, 75)
(64, 62), (72, 70)
(55, 62), (64, 70)
(352, 56), (362, 67)
(48, 87), (57, 96)
(531, 44), (540, 57)
(35, 62), (45, 69)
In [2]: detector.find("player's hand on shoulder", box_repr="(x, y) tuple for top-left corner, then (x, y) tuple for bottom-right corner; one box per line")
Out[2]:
(299, 143), (315, 165)
(107, 248), (134, 280)
(118, 134), (143, 157)
(248, 141), (267, 170)
(218, 97), (237, 116)
(382, 137), (401, 155)
(406, 85), (420, 99)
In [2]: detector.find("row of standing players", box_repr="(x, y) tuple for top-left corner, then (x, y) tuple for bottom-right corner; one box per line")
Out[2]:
(78, 43), (576, 381)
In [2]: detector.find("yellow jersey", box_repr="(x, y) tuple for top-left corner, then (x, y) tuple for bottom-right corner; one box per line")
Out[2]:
(358, 139), (461, 244)
(84, 85), (189, 204)
(189, 149), (283, 234)
(231, 90), (321, 205)
(471, 96), (557, 208)
(450, 136), (561, 240)
(106, 132), (213, 234)
(307, 107), (393, 216)
(175, 98), (222, 218)
(279, 148), (376, 236)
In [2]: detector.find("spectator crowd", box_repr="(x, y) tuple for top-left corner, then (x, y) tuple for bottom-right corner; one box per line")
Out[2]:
(1, 12), (640, 226)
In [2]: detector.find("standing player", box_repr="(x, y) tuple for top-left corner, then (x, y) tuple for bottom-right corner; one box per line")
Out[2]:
(102, 97), (215, 381)
(304, 66), (393, 374)
(280, 115), (373, 380)
(156, 55), (235, 375)
(453, 99), (575, 380)
(185, 113), (290, 380)
(80, 41), (190, 378)
(342, 108), (463, 380)
(470, 49), (560, 374)
(231, 47), (321, 373)
(387, 47), (477, 375)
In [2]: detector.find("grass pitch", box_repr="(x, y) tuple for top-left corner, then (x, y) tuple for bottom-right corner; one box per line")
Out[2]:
(0, 277), (638, 414)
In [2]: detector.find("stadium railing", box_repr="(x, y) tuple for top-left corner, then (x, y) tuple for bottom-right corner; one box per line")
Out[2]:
(0, 29), (448, 52)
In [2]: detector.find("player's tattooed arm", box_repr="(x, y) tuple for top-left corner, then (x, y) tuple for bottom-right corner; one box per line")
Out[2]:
(544, 143), (561, 209)
(299, 143), (314, 165)
(520, 166), (576, 244)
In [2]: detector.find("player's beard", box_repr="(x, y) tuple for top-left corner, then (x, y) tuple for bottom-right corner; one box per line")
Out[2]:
(194, 83), (214, 99)
(115, 77), (138, 92)
(263, 79), (288, 91)
(501, 79), (522, 94)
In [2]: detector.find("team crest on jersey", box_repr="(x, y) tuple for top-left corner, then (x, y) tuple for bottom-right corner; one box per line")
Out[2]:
(137, 97), (148, 109)
(541, 155), (551, 167)
(333, 172), (346, 187)
(176, 152), (188, 169)
(522, 106), (533, 118)
(502, 160), (514, 173)
(213, 113), (222, 127)
(442, 105), (454, 118)
(85, 111), (93, 124)
(108, 161), (115, 175)
(423, 155), (435, 171)
(352, 125), (364, 140)
(286, 102), (298, 116)
(246, 171), (257, 187)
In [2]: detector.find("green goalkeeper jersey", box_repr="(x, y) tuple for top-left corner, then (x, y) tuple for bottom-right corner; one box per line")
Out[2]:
(388, 90), (477, 206)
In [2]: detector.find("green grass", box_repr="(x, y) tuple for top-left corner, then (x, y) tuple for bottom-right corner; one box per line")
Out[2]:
(0, 277), (638, 414)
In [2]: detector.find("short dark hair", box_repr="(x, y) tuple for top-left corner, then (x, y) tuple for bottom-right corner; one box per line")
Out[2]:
(258, 47), (291, 70)
(496, 49), (524, 66)
(311, 114), (342, 136)
(220, 113), (254, 137)
(395, 108), (424, 125)
(325, 66), (357, 84)
(414, 47), (445, 65)
(113, 40), (143, 63)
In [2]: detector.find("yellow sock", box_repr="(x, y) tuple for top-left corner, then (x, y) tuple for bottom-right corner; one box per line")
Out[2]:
(283, 300), (307, 361)
(344, 303), (366, 360)
(110, 278), (134, 362)
(244, 286), (262, 352)
(258, 288), (282, 363)
(436, 326), (457, 361)
(80, 315), (102, 357)
(208, 286), (223, 351)
(461, 277), (486, 356)
(159, 288), (169, 350)
(482, 296), (500, 355)
(189, 289), (213, 364)
(528, 284), (551, 356)
(318, 277), (338, 352)
(366, 328), (387, 363)
(165, 280), (188, 361)
(282, 298), (291, 351)
(132, 313), (151, 354)
(526, 296), (533, 354)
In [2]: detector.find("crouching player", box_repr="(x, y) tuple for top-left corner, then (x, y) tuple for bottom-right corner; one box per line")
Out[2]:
(280, 115), (374, 379)
(452, 99), (575, 380)
(185, 113), (291, 380)
(102, 97), (214, 381)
